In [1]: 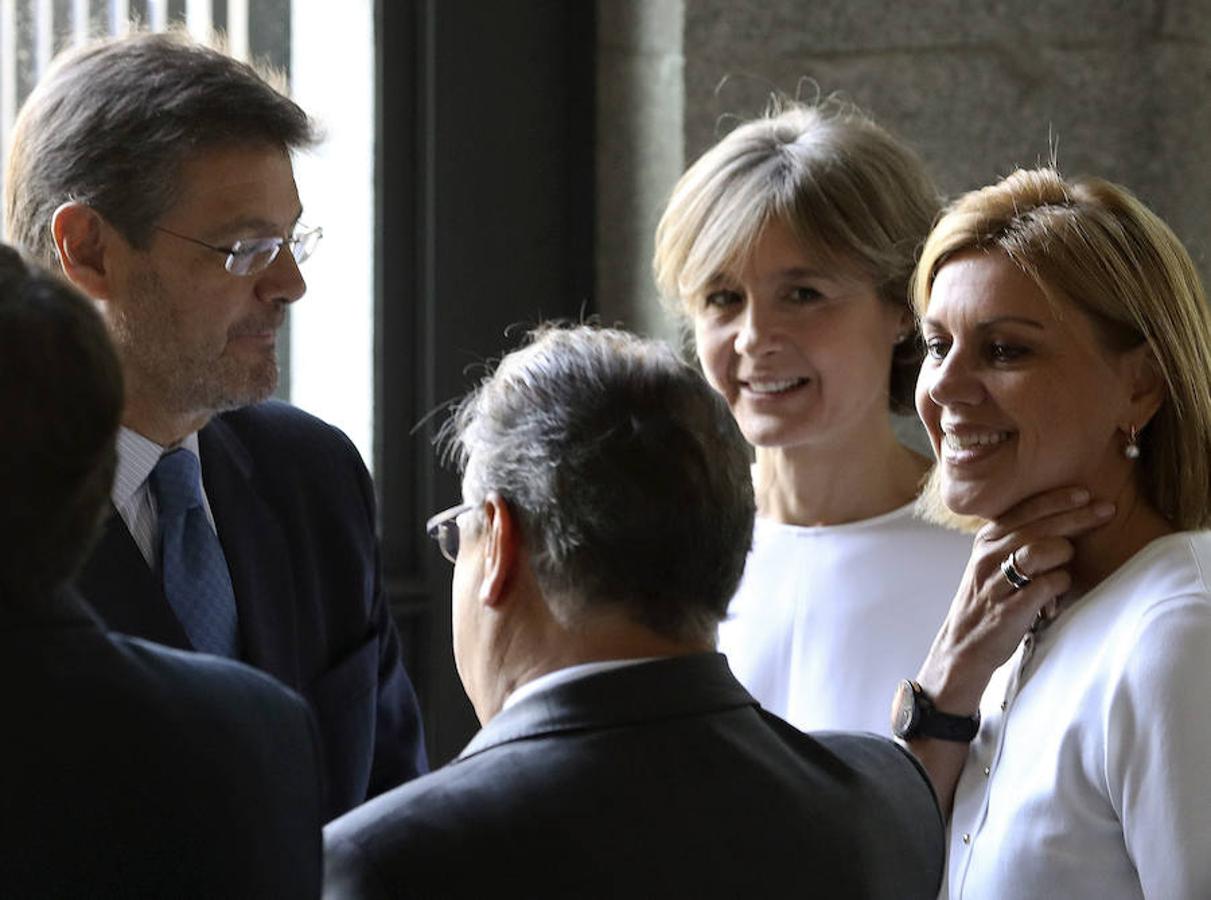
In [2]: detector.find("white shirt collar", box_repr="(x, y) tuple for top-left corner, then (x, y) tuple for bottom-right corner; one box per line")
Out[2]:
(501, 657), (657, 712)
(112, 427), (203, 508)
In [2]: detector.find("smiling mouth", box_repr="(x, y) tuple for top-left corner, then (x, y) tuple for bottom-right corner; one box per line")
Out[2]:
(741, 377), (809, 395)
(943, 430), (1012, 451)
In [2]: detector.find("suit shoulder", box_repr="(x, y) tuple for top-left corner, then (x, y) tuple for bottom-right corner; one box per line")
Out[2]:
(2, 623), (323, 897)
(110, 636), (324, 820)
(324, 762), (499, 889)
(209, 402), (372, 504)
(215, 400), (363, 462)
(809, 729), (933, 786)
(813, 729), (943, 829)
(114, 633), (314, 730)
(326, 761), (479, 842)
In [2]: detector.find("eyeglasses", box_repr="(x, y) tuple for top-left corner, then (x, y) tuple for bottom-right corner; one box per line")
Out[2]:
(154, 224), (323, 276)
(425, 501), (476, 563)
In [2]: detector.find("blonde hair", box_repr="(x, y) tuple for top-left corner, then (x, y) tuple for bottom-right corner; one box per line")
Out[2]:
(653, 98), (939, 413)
(913, 167), (1211, 530)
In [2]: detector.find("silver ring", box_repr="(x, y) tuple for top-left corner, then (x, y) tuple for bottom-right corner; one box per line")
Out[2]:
(1000, 550), (1031, 591)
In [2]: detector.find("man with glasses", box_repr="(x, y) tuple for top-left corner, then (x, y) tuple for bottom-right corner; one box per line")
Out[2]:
(3, 31), (426, 820)
(324, 325), (944, 899)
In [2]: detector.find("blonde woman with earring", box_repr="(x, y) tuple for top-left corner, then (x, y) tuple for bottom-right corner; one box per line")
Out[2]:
(899, 167), (1211, 899)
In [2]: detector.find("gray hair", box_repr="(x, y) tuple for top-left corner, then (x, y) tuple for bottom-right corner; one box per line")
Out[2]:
(5, 29), (317, 267)
(443, 324), (755, 644)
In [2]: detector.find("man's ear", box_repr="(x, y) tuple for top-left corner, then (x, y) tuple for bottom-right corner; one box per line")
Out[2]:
(50, 202), (118, 300)
(477, 493), (518, 608)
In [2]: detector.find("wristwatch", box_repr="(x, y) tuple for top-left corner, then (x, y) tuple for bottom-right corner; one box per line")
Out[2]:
(891, 679), (981, 742)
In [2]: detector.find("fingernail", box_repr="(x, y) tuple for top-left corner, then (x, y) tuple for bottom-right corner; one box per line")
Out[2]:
(1071, 488), (1091, 504)
(1093, 500), (1115, 518)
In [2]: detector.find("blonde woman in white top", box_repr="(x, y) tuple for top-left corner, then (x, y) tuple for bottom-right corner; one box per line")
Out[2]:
(654, 99), (970, 734)
(900, 167), (1211, 899)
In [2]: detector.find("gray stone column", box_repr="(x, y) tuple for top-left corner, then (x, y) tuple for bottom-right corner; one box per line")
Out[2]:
(596, 0), (685, 344)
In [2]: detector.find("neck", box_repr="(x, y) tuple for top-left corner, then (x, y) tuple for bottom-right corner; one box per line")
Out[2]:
(481, 608), (713, 723)
(1069, 479), (1174, 595)
(754, 417), (930, 526)
(122, 389), (211, 447)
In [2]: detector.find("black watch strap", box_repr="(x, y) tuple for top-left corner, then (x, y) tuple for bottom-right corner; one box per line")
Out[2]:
(894, 679), (981, 742)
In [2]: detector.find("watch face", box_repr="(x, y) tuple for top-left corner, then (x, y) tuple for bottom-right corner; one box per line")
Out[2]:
(892, 680), (917, 737)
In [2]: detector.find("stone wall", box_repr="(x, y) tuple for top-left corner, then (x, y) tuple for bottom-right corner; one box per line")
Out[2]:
(599, 0), (1211, 334)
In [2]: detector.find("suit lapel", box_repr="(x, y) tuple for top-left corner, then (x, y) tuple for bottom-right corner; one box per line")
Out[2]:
(75, 505), (192, 648)
(199, 416), (301, 685)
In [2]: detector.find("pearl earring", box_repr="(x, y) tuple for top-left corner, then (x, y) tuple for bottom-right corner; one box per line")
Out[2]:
(1124, 425), (1141, 460)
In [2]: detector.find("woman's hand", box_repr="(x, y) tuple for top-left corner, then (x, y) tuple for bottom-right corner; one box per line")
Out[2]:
(921, 487), (1115, 709)
(905, 486), (1115, 813)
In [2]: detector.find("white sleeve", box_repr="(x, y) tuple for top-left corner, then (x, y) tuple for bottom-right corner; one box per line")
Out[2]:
(1104, 594), (1211, 898)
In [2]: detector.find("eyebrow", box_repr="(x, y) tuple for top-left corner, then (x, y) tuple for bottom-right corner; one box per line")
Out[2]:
(777, 266), (834, 278)
(211, 208), (305, 238)
(922, 315), (1046, 331)
(705, 266), (846, 288)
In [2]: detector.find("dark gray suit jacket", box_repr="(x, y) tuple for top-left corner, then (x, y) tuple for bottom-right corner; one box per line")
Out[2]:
(0, 588), (323, 898)
(323, 653), (944, 899)
(75, 401), (427, 820)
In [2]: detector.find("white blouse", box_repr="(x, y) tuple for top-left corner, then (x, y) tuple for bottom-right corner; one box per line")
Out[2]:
(718, 503), (971, 735)
(947, 531), (1211, 900)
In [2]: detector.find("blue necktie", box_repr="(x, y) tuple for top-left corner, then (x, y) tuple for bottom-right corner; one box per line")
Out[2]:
(150, 449), (240, 657)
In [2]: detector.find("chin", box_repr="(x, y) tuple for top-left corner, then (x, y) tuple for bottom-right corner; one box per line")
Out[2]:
(941, 475), (1039, 523)
(739, 420), (814, 451)
(940, 482), (993, 517)
(212, 366), (279, 412)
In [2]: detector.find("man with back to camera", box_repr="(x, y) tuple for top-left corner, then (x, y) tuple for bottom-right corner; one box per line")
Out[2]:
(323, 324), (945, 899)
(0, 244), (323, 897)
(3, 30), (426, 819)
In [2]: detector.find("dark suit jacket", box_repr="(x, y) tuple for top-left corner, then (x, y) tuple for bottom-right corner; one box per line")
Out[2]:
(0, 588), (322, 898)
(323, 653), (944, 899)
(75, 401), (427, 820)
